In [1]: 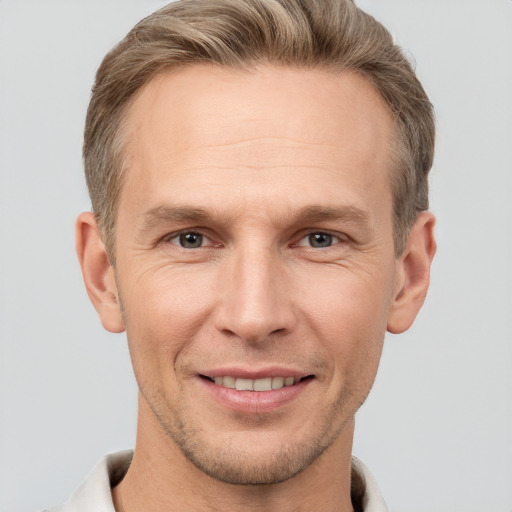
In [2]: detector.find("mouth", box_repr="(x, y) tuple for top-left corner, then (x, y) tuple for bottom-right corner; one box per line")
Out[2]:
(200, 374), (314, 391)
(197, 368), (316, 413)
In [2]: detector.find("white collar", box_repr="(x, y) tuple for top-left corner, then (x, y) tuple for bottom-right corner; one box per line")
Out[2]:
(45, 450), (388, 512)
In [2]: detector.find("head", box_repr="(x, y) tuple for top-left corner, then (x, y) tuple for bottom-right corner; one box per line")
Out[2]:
(83, 0), (435, 263)
(77, 0), (436, 489)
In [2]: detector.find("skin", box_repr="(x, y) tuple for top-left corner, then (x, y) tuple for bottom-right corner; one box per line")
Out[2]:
(77, 65), (436, 512)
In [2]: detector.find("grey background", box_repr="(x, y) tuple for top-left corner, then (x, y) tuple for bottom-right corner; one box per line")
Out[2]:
(1, 1), (511, 510)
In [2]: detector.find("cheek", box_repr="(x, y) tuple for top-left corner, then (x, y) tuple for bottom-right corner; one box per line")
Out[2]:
(297, 264), (393, 375)
(120, 267), (216, 373)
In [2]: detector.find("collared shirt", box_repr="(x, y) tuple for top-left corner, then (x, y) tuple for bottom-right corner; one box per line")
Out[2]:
(44, 450), (388, 512)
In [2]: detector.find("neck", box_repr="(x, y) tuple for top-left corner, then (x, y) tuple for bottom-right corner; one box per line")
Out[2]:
(113, 395), (356, 512)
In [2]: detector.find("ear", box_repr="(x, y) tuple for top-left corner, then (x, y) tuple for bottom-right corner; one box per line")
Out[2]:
(387, 211), (436, 334)
(75, 212), (125, 333)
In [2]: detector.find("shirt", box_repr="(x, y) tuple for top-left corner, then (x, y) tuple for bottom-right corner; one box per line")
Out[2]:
(44, 450), (388, 512)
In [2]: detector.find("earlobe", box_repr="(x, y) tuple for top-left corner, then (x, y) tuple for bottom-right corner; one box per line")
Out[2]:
(75, 212), (125, 333)
(387, 211), (436, 334)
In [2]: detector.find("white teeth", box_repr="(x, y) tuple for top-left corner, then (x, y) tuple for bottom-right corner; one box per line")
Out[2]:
(212, 375), (299, 391)
(235, 378), (253, 391)
(222, 376), (236, 389)
(271, 376), (284, 389)
(254, 377), (272, 391)
(284, 377), (295, 386)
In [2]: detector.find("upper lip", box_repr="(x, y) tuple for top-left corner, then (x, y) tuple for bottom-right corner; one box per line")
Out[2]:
(199, 367), (312, 380)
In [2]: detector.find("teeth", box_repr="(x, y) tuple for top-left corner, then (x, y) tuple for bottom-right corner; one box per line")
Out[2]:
(222, 376), (235, 389)
(212, 376), (299, 391)
(235, 378), (253, 391)
(254, 378), (272, 391)
(271, 376), (284, 389)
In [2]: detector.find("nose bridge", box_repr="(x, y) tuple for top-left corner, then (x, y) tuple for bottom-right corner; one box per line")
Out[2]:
(216, 240), (293, 343)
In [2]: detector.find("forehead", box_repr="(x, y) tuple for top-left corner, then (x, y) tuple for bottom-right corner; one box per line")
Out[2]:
(120, 64), (394, 221)
(126, 64), (392, 156)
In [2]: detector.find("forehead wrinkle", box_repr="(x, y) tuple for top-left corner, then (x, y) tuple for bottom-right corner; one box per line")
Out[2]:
(145, 142), (346, 173)
(181, 136), (341, 152)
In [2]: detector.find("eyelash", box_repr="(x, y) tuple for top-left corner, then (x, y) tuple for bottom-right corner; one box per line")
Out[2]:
(294, 231), (345, 249)
(162, 230), (217, 249)
(161, 229), (347, 250)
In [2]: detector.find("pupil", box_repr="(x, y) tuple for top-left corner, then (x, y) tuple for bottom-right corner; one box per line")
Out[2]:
(180, 232), (202, 248)
(310, 233), (332, 248)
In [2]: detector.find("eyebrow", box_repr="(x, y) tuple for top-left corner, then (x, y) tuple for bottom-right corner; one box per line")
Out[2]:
(293, 205), (370, 226)
(138, 204), (371, 232)
(139, 206), (213, 231)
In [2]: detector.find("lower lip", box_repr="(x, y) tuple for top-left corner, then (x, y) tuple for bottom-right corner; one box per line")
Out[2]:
(200, 377), (312, 414)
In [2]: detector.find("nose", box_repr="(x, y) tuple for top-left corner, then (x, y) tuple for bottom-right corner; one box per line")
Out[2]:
(214, 245), (297, 344)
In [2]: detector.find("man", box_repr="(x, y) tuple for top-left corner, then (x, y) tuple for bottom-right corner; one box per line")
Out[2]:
(48, 0), (436, 510)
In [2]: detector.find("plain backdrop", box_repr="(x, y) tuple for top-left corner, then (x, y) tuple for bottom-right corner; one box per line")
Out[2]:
(1, 1), (511, 511)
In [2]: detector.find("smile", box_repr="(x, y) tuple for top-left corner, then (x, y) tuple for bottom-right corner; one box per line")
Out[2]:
(201, 375), (313, 391)
(198, 373), (314, 413)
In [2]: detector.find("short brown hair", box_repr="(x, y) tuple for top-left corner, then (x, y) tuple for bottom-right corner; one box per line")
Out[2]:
(84, 0), (435, 261)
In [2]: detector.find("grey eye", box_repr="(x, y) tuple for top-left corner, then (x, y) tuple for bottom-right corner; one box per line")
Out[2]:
(308, 233), (334, 248)
(177, 232), (204, 248)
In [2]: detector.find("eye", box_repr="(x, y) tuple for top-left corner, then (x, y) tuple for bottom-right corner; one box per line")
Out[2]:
(296, 232), (342, 248)
(170, 231), (207, 249)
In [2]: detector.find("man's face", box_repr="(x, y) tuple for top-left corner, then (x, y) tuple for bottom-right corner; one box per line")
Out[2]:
(113, 65), (399, 484)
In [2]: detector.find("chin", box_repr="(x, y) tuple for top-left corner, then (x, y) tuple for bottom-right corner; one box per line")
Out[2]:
(177, 435), (332, 485)
(153, 405), (349, 486)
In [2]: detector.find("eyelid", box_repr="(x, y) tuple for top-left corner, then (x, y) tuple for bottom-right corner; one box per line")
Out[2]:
(293, 230), (348, 248)
(157, 228), (348, 249)
(160, 228), (220, 248)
